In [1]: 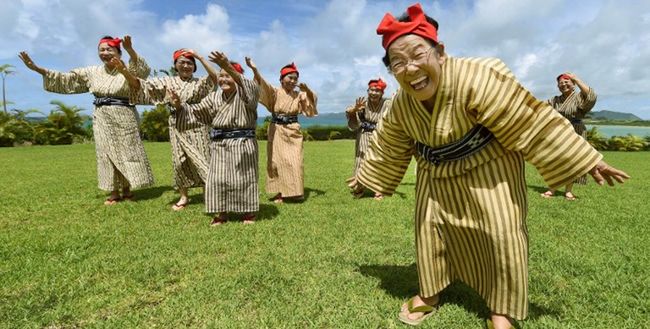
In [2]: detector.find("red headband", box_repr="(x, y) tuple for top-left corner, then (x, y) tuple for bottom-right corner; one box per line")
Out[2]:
(368, 78), (387, 91)
(231, 62), (244, 74)
(557, 74), (572, 82)
(173, 49), (193, 62)
(376, 3), (438, 49)
(98, 37), (122, 48)
(280, 62), (299, 78)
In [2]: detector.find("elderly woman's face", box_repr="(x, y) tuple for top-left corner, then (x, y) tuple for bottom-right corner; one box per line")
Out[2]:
(218, 69), (236, 93)
(367, 86), (384, 101)
(280, 73), (298, 91)
(557, 78), (574, 95)
(98, 44), (120, 64)
(175, 56), (195, 80)
(387, 34), (445, 103)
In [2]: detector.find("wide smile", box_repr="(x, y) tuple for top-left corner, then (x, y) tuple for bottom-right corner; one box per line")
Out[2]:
(409, 76), (429, 91)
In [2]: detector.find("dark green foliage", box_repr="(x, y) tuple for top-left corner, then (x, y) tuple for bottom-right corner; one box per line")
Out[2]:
(33, 101), (89, 145)
(140, 105), (170, 142)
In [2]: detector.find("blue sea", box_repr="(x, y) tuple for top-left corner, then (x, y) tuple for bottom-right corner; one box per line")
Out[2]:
(586, 125), (650, 138)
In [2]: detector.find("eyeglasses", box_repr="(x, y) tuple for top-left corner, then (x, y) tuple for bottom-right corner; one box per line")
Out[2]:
(389, 47), (434, 75)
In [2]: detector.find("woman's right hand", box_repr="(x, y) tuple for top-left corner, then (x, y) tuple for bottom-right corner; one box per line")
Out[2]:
(18, 51), (42, 73)
(245, 57), (256, 70)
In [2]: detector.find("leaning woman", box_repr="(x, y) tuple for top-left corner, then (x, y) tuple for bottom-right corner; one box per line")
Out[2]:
(169, 51), (260, 225)
(19, 36), (154, 205)
(117, 49), (219, 211)
(244, 58), (317, 203)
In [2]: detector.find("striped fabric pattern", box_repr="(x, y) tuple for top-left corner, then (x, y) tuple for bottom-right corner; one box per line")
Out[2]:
(346, 97), (391, 177)
(358, 57), (603, 320)
(43, 56), (154, 191)
(134, 76), (215, 189)
(258, 78), (318, 198)
(547, 88), (597, 184)
(184, 78), (260, 213)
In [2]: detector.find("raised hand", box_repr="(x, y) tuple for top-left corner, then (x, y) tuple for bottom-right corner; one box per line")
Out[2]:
(589, 160), (630, 186)
(109, 58), (127, 73)
(208, 51), (229, 67)
(245, 57), (256, 70)
(298, 83), (311, 92)
(354, 96), (366, 112)
(18, 51), (39, 71)
(122, 35), (133, 51)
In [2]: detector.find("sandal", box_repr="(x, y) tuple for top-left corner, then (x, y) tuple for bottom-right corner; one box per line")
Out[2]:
(564, 192), (577, 201)
(540, 190), (554, 198)
(352, 189), (364, 199)
(172, 200), (190, 211)
(271, 194), (283, 204)
(210, 214), (227, 226)
(373, 193), (384, 201)
(242, 213), (256, 225)
(104, 197), (122, 206)
(398, 296), (437, 326)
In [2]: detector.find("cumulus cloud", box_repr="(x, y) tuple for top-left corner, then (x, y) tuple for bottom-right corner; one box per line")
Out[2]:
(158, 4), (232, 56)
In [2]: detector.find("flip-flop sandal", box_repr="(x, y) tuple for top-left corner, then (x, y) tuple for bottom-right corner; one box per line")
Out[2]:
(565, 193), (577, 201)
(172, 201), (189, 211)
(242, 214), (256, 224)
(540, 190), (554, 198)
(398, 296), (437, 326)
(104, 197), (122, 206)
(210, 215), (227, 226)
(373, 193), (384, 201)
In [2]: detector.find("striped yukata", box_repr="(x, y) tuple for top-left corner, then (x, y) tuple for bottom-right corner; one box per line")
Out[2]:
(346, 97), (391, 177)
(547, 88), (597, 184)
(133, 76), (215, 189)
(258, 79), (318, 198)
(357, 57), (602, 320)
(182, 78), (260, 214)
(43, 56), (154, 191)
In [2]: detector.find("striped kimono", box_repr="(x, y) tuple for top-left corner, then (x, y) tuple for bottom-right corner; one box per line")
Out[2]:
(547, 88), (597, 184)
(357, 57), (602, 319)
(258, 80), (318, 198)
(43, 57), (154, 191)
(183, 78), (260, 213)
(346, 97), (391, 177)
(133, 76), (215, 189)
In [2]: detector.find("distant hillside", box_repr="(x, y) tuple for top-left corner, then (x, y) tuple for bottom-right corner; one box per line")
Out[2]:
(589, 110), (642, 121)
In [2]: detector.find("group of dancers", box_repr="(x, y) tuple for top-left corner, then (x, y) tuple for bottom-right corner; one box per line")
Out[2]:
(18, 2), (631, 328)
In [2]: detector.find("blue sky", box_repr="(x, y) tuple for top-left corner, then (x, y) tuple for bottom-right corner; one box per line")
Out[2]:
(2, 0), (650, 119)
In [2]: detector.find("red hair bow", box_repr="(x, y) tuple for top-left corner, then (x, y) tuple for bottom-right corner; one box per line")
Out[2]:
(368, 78), (387, 91)
(98, 37), (122, 48)
(280, 62), (299, 78)
(231, 62), (244, 74)
(557, 74), (572, 81)
(376, 3), (438, 49)
(173, 49), (193, 61)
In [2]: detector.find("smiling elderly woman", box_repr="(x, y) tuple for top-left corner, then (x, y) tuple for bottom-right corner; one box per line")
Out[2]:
(19, 36), (154, 205)
(351, 3), (629, 328)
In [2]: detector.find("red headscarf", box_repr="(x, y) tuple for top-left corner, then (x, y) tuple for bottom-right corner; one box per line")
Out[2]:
(280, 62), (299, 79)
(368, 78), (387, 91)
(98, 37), (122, 49)
(557, 74), (572, 82)
(231, 62), (244, 74)
(376, 3), (438, 49)
(172, 48), (197, 72)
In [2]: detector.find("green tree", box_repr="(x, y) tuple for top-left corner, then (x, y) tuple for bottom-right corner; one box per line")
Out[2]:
(0, 108), (42, 146)
(35, 101), (89, 145)
(0, 64), (16, 113)
(140, 105), (170, 142)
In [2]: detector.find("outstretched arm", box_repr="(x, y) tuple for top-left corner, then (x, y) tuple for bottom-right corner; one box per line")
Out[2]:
(298, 82), (318, 117)
(18, 51), (47, 75)
(245, 56), (276, 111)
(191, 50), (219, 84)
(110, 57), (140, 91)
(209, 51), (243, 87)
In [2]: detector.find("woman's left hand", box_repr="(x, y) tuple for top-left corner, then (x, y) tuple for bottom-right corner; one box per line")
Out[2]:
(122, 35), (133, 51)
(208, 51), (229, 67)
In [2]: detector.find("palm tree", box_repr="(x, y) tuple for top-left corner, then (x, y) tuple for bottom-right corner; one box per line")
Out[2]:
(0, 64), (16, 113)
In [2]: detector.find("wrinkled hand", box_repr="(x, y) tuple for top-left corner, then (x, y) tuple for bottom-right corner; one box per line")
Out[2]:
(18, 51), (38, 71)
(109, 58), (127, 73)
(208, 51), (229, 67)
(353, 96), (366, 112)
(166, 88), (182, 110)
(122, 35), (133, 51)
(298, 83), (311, 92)
(245, 57), (256, 70)
(589, 160), (630, 186)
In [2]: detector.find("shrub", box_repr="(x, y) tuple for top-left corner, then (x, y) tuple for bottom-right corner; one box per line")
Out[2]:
(33, 101), (88, 145)
(140, 104), (170, 142)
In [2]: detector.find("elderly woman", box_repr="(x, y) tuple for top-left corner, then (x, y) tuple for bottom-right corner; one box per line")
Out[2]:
(18, 36), (154, 205)
(116, 49), (219, 211)
(244, 58), (317, 203)
(345, 78), (391, 200)
(541, 72), (597, 201)
(169, 51), (259, 225)
(351, 4), (629, 328)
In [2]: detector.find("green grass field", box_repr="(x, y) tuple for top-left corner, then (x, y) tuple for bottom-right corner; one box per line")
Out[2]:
(1, 141), (648, 328)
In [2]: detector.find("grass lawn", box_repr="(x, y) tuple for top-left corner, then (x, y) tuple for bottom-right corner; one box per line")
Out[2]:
(1, 141), (648, 328)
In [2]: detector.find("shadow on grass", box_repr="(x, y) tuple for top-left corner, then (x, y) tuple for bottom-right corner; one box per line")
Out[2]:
(357, 264), (560, 321)
(133, 185), (175, 201)
(527, 184), (551, 194)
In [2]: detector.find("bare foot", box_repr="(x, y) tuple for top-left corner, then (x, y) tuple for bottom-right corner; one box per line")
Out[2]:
(210, 214), (226, 226)
(540, 190), (554, 198)
(489, 313), (514, 329)
(564, 191), (577, 201)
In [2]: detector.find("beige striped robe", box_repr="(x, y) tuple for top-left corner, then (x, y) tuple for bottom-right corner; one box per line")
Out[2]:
(346, 97), (391, 177)
(357, 57), (602, 320)
(133, 76), (215, 189)
(183, 78), (260, 213)
(547, 88), (597, 184)
(43, 57), (154, 191)
(258, 79), (318, 198)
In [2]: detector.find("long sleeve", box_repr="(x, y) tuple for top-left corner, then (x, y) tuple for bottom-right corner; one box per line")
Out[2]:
(128, 55), (151, 79)
(182, 92), (217, 126)
(576, 87), (597, 117)
(300, 91), (318, 117)
(346, 107), (360, 131)
(43, 68), (90, 94)
(468, 59), (602, 189)
(257, 76), (277, 112)
(356, 101), (415, 195)
(240, 78), (260, 110)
